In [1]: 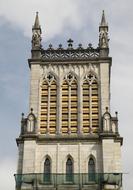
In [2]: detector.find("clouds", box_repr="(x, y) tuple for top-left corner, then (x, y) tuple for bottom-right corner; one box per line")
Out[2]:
(0, 0), (129, 41)
(0, 0), (85, 40)
(0, 0), (132, 49)
(0, 158), (16, 190)
(0, 0), (133, 190)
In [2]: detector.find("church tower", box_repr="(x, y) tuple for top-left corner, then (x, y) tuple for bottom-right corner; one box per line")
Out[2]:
(15, 11), (123, 190)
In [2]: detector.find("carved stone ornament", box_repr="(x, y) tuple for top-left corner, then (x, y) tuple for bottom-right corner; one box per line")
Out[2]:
(32, 31), (41, 47)
(85, 73), (97, 85)
(65, 73), (76, 85)
(99, 31), (109, 48)
(44, 73), (56, 85)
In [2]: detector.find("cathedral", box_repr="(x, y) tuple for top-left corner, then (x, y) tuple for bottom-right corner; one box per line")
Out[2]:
(14, 11), (123, 190)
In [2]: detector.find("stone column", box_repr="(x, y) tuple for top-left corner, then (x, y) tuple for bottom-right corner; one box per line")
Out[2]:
(100, 62), (111, 115)
(46, 85), (50, 134)
(68, 85), (71, 133)
(89, 85), (92, 133)
(29, 64), (40, 117)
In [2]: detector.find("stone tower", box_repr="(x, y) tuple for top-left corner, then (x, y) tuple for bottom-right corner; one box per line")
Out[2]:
(15, 11), (123, 190)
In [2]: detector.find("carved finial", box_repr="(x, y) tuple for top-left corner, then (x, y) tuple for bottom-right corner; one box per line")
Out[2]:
(58, 44), (63, 50)
(21, 113), (24, 123)
(31, 108), (33, 113)
(115, 111), (118, 118)
(48, 44), (53, 50)
(67, 39), (73, 49)
(21, 113), (24, 118)
(106, 107), (108, 112)
(78, 43), (83, 49)
(88, 43), (92, 48)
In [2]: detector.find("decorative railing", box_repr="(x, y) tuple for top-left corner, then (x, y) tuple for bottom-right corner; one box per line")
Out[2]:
(40, 40), (100, 61)
(14, 173), (122, 189)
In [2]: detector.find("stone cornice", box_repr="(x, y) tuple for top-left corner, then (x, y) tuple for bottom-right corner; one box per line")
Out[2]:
(16, 134), (101, 145)
(16, 132), (122, 145)
(28, 57), (112, 66)
(99, 133), (123, 146)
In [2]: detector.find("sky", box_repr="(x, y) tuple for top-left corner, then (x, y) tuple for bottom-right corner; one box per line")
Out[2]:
(0, 0), (133, 189)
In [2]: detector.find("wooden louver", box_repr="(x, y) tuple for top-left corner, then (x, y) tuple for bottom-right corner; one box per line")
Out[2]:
(39, 73), (98, 135)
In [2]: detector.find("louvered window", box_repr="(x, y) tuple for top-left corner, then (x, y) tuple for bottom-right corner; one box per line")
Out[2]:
(40, 74), (57, 134)
(62, 73), (78, 133)
(83, 74), (99, 133)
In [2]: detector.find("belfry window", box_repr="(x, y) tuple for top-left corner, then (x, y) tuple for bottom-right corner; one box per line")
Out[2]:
(66, 157), (73, 182)
(44, 158), (51, 182)
(62, 73), (78, 134)
(83, 73), (99, 133)
(88, 157), (95, 181)
(40, 73), (57, 134)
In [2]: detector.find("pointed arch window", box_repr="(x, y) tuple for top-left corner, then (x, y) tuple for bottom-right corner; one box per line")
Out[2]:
(40, 73), (57, 134)
(66, 157), (73, 182)
(44, 158), (51, 182)
(88, 158), (96, 181)
(83, 73), (99, 133)
(62, 73), (78, 134)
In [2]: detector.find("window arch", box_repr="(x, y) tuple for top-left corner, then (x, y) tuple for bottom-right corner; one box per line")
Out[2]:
(62, 73), (78, 133)
(83, 73), (99, 133)
(44, 158), (51, 173)
(40, 73), (57, 134)
(66, 157), (73, 182)
(88, 157), (95, 181)
(44, 157), (51, 182)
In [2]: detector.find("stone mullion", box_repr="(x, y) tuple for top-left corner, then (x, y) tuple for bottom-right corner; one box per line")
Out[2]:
(57, 83), (62, 134)
(78, 81), (83, 134)
(68, 85), (71, 133)
(89, 84), (92, 133)
(47, 85), (50, 134)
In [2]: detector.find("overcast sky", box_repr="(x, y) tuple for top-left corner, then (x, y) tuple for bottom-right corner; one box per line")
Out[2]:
(0, 0), (133, 189)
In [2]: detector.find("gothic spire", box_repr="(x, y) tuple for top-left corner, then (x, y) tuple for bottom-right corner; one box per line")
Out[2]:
(99, 10), (109, 56)
(33, 12), (41, 29)
(100, 10), (107, 27)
